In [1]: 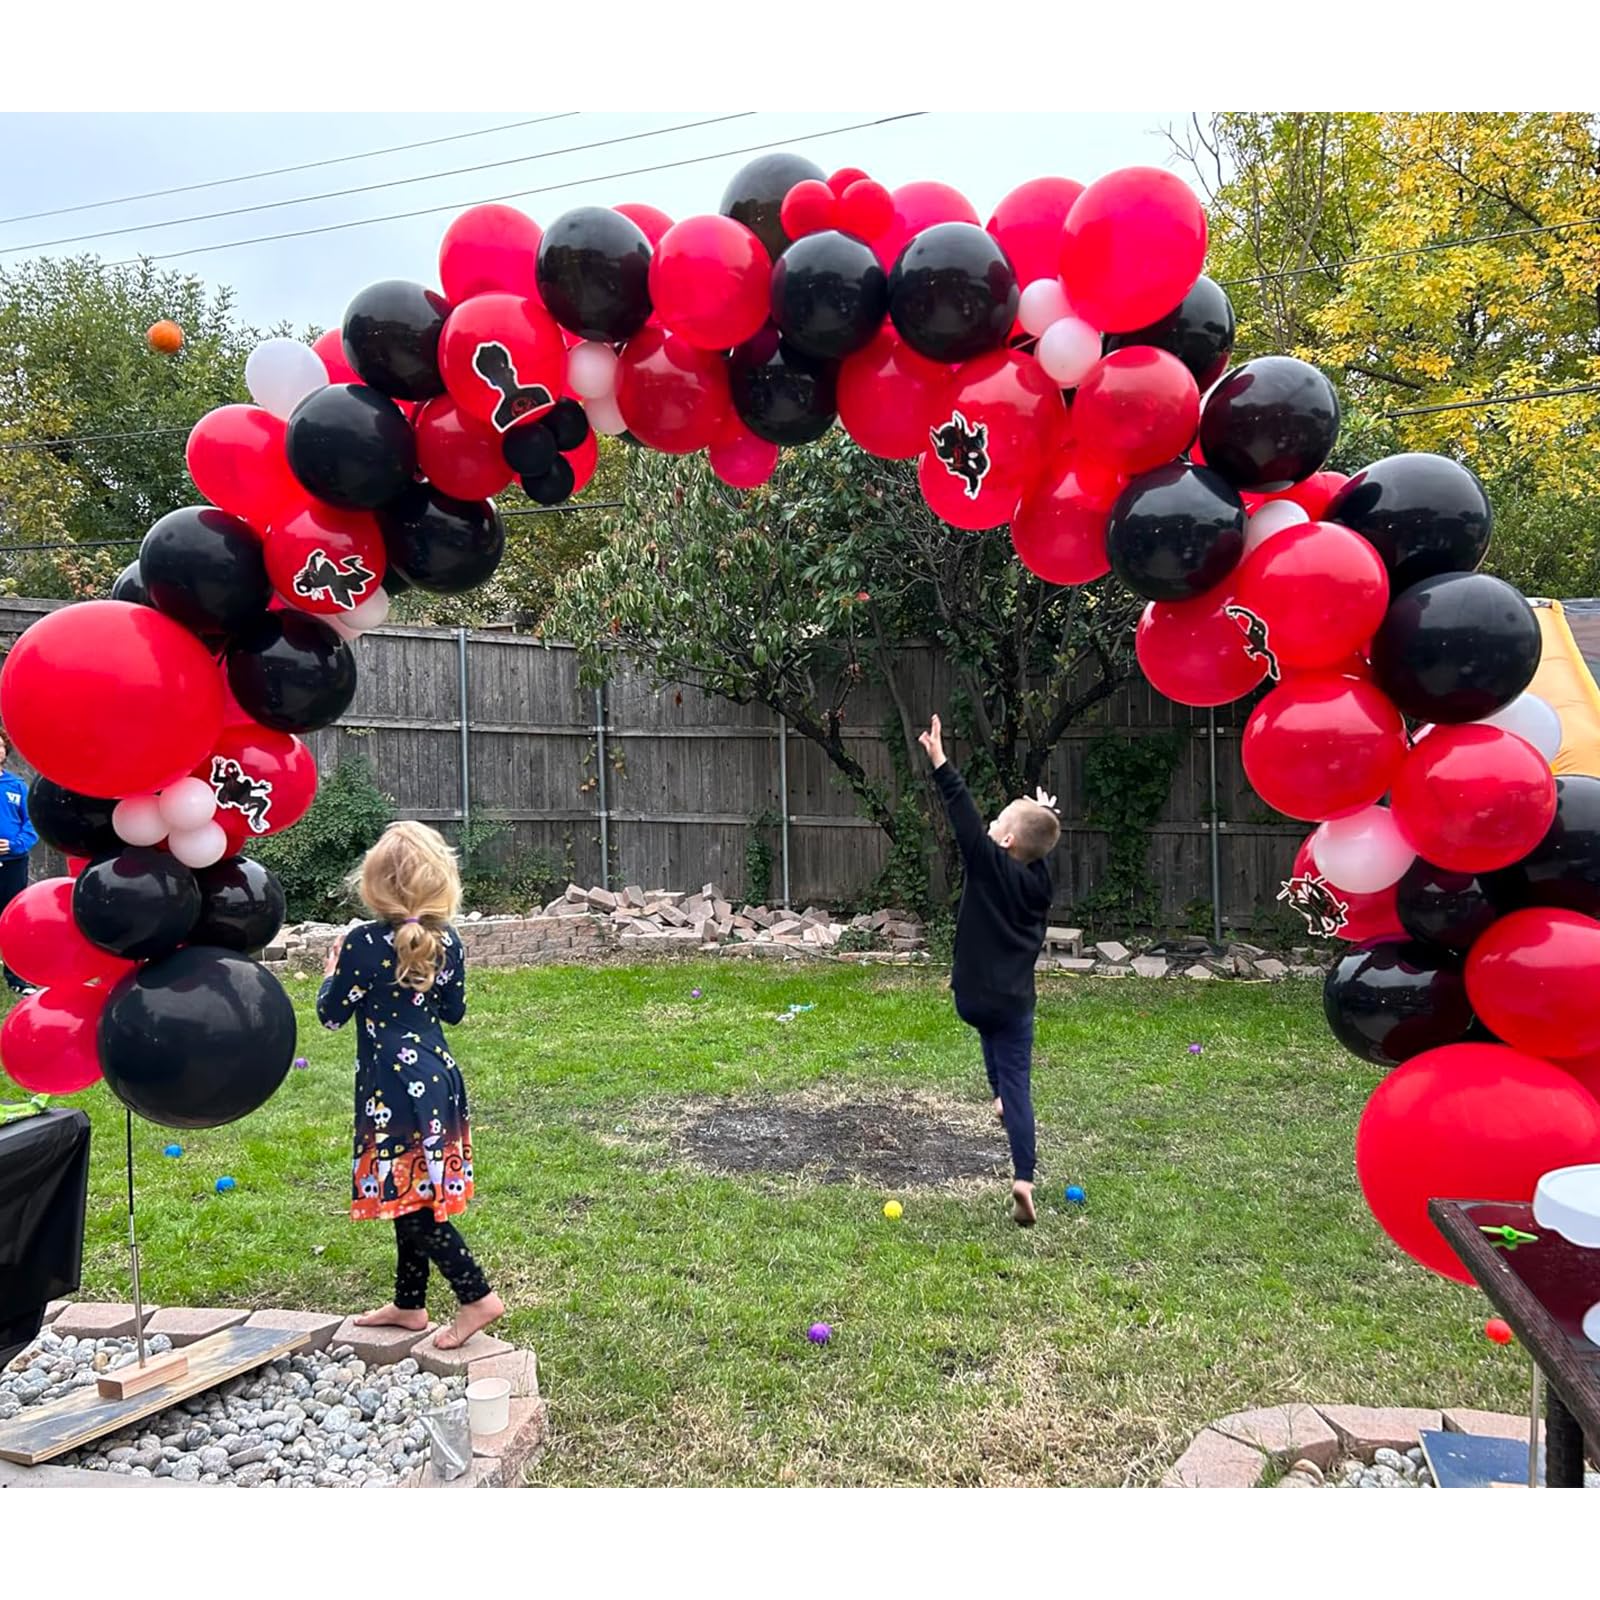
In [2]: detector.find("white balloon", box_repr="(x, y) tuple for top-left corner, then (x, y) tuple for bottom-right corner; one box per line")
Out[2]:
(167, 820), (228, 869)
(1036, 317), (1102, 388)
(1018, 280), (1072, 338)
(1311, 805), (1416, 895)
(324, 614), (363, 642)
(348, 589), (391, 632)
(113, 795), (168, 847)
(567, 342), (619, 400)
(157, 777), (217, 833)
(246, 337), (330, 420)
(588, 391), (628, 436)
(1242, 498), (1310, 558)
(1473, 692), (1563, 763)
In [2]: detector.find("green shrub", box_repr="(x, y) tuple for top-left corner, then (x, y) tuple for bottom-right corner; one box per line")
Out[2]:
(459, 817), (572, 913)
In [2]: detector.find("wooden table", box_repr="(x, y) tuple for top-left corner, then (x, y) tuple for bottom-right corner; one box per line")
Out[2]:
(1430, 1198), (1600, 1487)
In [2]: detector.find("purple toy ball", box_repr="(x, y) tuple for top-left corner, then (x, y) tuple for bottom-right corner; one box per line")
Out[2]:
(806, 1322), (832, 1345)
(293, 1057), (309, 1071)
(691, 988), (702, 1000)
(1187, 1043), (1203, 1055)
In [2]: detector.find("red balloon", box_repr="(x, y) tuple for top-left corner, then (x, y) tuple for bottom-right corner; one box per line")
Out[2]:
(837, 179), (895, 243)
(917, 448), (1024, 532)
(1011, 454), (1119, 587)
(438, 203), (542, 304)
(1466, 908), (1600, 1059)
(1242, 673), (1407, 822)
(0, 878), (134, 987)
(1229, 522), (1390, 672)
(1390, 725), (1557, 874)
(614, 203), (674, 249)
(1070, 348), (1199, 476)
(265, 503), (386, 618)
(1554, 1049), (1600, 1100)
(613, 326), (730, 453)
(66, 855), (88, 877)
(837, 327), (951, 460)
(986, 177), (1086, 287)
(185, 405), (303, 532)
(311, 328), (359, 385)
(413, 394), (514, 500)
(779, 180), (838, 240)
(1136, 590), (1270, 707)
(565, 431), (599, 496)
(710, 423), (779, 489)
(1355, 1043), (1600, 1281)
(1058, 167), (1208, 333)
(1287, 835), (1404, 943)
(648, 216), (771, 351)
(1268, 470), (1350, 521)
(1, 985), (110, 1095)
(199, 722), (318, 840)
(937, 350), (1065, 488)
(1, 602), (224, 798)
(438, 294), (565, 432)
(827, 167), (871, 198)
(874, 181), (980, 270)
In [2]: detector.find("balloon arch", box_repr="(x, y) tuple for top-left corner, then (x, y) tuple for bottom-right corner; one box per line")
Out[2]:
(4, 152), (1600, 1278)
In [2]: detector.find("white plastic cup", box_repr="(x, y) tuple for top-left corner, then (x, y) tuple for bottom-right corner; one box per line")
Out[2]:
(467, 1376), (511, 1435)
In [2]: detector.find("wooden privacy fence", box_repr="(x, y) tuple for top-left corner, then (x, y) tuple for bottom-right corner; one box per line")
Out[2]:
(0, 599), (1303, 927)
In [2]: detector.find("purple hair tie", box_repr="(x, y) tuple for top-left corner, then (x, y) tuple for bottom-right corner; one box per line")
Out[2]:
(403, 917), (421, 925)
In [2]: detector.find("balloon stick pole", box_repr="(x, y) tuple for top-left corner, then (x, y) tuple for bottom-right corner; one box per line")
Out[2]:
(1528, 1359), (1541, 1488)
(126, 1109), (146, 1369)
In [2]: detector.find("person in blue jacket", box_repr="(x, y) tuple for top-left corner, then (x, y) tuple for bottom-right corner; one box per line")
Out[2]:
(0, 734), (38, 994)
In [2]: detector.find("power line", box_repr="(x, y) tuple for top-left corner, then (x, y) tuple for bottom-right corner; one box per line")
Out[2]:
(4, 114), (757, 256)
(0, 116), (581, 230)
(0, 424), (191, 453)
(1382, 381), (1600, 419)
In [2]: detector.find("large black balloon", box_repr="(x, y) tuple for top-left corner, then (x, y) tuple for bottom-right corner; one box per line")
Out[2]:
(1106, 463), (1246, 602)
(771, 230), (889, 361)
(341, 279), (449, 401)
(28, 777), (118, 857)
(536, 208), (653, 342)
(1105, 275), (1236, 390)
(192, 856), (287, 953)
(284, 384), (416, 511)
(73, 847), (200, 961)
(888, 223), (1018, 363)
(98, 947), (296, 1130)
(1486, 775), (1600, 918)
(1396, 859), (1500, 953)
(728, 328), (838, 446)
(110, 560), (150, 607)
(1370, 572), (1541, 723)
(719, 151), (827, 262)
(139, 506), (272, 638)
(1326, 453), (1493, 591)
(379, 484), (505, 594)
(226, 612), (358, 734)
(1197, 356), (1340, 492)
(1323, 940), (1475, 1067)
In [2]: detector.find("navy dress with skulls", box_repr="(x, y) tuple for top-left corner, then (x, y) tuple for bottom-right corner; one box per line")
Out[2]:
(315, 921), (474, 1225)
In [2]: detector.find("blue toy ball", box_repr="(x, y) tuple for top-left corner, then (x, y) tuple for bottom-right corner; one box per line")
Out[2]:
(162, 1144), (183, 1159)
(1065, 1184), (1087, 1206)
(214, 1176), (237, 1193)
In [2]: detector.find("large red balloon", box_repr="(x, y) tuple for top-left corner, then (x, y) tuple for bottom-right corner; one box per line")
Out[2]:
(1554, 1049), (1600, 1100)
(936, 350), (1065, 489)
(185, 405), (303, 533)
(613, 327), (731, 454)
(1, 984), (110, 1095)
(1267, 470), (1350, 521)
(0, 878), (133, 987)
(648, 215), (771, 351)
(1242, 673), (1406, 822)
(837, 327), (950, 460)
(1229, 522), (1390, 672)
(413, 395), (515, 501)
(311, 328), (360, 385)
(1390, 724), (1557, 874)
(874, 181), (980, 270)
(614, 203), (674, 249)
(1466, 908), (1600, 1059)
(1012, 456), (1119, 587)
(917, 449), (1023, 532)
(709, 420), (779, 489)
(1286, 835), (1404, 943)
(1355, 1043), (1600, 1281)
(439, 204), (543, 304)
(199, 722), (318, 841)
(565, 430), (599, 496)
(986, 177), (1085, 287)
(1070, 348), (1199, 476)
(1136, 589), (1270, 708)
(438, 294), (565, 432)
(265, 503), (386, 618)
(1058, 167), (1207, 333)
(0, 602), (224, 798)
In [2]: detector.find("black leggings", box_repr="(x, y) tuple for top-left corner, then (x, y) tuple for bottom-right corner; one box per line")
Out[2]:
(393, 1211), (492, 1310)
(0, 856), (31, 993)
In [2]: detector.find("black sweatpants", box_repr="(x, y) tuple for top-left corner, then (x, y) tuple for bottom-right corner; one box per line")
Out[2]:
(0, 856), (30, 993)
(955, 995), (1037, 1183)
(393, 1210), (493, 1310)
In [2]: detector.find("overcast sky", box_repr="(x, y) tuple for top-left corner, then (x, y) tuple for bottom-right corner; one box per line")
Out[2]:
(0, 112), (1195, 331)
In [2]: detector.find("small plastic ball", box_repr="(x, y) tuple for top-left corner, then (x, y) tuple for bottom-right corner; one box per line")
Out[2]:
(806, 1322), (831, 1344)
(1485, 1318), (1514, 1346)
(883, 1200), (903, 1220)
(1065, 1185), (1087, 1205)
(147, 320), (184, 354)
(163, 1144), (183, 1158)
(214, 1176), (237, 1193)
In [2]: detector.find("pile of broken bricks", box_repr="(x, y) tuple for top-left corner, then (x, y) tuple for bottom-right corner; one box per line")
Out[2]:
(1041, 931), (1332, 982)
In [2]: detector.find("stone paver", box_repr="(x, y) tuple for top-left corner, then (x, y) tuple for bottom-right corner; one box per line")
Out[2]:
(143, 1308), (248, 1347)
(0, 1459), (203, 1489)
(1212, 1404), (1340, 1470)
(1255, 959), (1289, 980)
(412, 1328), (514, 1378)
(1316, 1405), (1442, 1455)
(471, 1398), (548, 1482)
(242, 1309), (345, 1351)
(465, 1348), (540, 1398)
(1183, 964), (1214, 980)
(1160, 1428), (1267, 1488)
(41, 1300), (69, 1325)
(331, 1317), (434, 1366)
(51, 1303), (158, 1340)
(1131, 956), (1169, 979)
(1094, 941), (1130, 963)
(405, 1456), (505, 1488)
(1444, 1407), (1543, 1444)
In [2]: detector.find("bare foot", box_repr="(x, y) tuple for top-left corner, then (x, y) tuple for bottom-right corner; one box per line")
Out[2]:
(433, 1290), (506, 1350)
(993, 1097), (1005, 1124)
(354, 1304), (430, 1330)
(1011, 1182), (1036, 1228)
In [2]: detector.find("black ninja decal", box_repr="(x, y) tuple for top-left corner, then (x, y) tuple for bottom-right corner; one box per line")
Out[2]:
(1225, 603), (1281, 682)
(293, 548), (375, 612)
(210, 757), (273, 835)
(472, 341), (555, 433)
(1277, 872), (1349, 938)
(929, 409), (991, 500)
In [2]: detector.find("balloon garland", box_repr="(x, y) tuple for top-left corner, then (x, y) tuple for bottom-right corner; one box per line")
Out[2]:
(4, 154), (1599, 1281)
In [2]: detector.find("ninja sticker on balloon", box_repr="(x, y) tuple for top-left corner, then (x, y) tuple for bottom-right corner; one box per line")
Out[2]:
(1277, 872), (1349, 937)
(210, 757), (274, 835)
(293, 548), (376, 612)
(472, 341), (554, 433)
(1223, 603), (1281, 682)
(929, 410), (991, 500)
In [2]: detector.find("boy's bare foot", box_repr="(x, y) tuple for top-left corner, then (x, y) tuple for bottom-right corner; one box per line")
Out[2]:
(1011, 1182), (1036, 1228)
(993, 1097), (1005, 1123)
(354, 1304), (430, 1330)
(433, 1290), (506, 1350)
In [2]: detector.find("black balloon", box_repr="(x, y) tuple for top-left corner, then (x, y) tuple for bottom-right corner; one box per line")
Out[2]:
(1197, 356), (1341, 492)
(226, 612), (358, 734)
(1396, 859), (1500, 953)
(545, 398), (590, 453)
(1370, 572), (1541, 723)
(28, 777), (118, 857)
(139, 506), (272, 638)
(1105, 275), (1236, 390)
(502, 421), (557, 478)
(719, 151), (827, 262)
(728, 328), (838, 446)
(98, 947), (296, 1130)
(341, 279), (449, 401)
(381, 566), (411, 600)
(1323, 940), (1475, 1067)
(110, 560), (150, 607)
(536, 208), (653, 342)
(1486, 774), (1600, 918)
(73, 847), (200, 961)
(522, 458), (575, 506)
(285, 384), (417, 511)
(1326, 453), (1493, 591)
(192, 856), (287, 953)
(1106, 463), (1246, 602)
(771, 229), (889, 361)
(888, 223), (1018, 364)
(379, 484), (505, 593)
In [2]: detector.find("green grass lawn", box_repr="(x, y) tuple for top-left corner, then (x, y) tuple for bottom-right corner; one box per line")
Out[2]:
(63, 962), (1519, 1486)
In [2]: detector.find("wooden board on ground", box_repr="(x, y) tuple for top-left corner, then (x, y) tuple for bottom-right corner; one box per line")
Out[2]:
(1419, 1429), (1543, 1489)
(96, 1348), (189, 1400)
(0, 1325), (308, 1465)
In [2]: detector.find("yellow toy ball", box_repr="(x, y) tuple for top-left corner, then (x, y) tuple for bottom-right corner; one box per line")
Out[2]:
(883, 1200), (903, 1220)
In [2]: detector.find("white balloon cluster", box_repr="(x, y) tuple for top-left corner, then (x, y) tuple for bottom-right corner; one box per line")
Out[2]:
(113, 777), (227, 868)
(316, 587), (392, 644)
(567, 341), (626, 435)
(1018, 280), (1102, 389)
(245, 337), (330, 420)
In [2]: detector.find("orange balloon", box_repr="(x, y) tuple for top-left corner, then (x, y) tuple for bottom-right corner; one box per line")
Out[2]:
(147, 319), (185, 354)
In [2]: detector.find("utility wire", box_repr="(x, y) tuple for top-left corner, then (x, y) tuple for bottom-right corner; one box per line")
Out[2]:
(1382, 381), (1600, 419)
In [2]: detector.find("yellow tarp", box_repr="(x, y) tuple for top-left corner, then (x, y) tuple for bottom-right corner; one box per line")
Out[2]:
(1531, 600), (1600, 779)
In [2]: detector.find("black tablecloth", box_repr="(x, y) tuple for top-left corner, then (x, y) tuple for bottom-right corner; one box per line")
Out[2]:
(0, 1109), (90, 1364)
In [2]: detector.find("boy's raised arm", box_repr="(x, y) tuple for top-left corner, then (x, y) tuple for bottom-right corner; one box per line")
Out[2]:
(920, 714), (987, 862)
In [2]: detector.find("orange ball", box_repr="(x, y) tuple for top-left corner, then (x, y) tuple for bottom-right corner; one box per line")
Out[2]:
(147, 320), (184, 354)
(1485, 1318), (1514, 1346)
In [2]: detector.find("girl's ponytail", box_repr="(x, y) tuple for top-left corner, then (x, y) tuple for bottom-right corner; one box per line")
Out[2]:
(348, 823), (462, 991)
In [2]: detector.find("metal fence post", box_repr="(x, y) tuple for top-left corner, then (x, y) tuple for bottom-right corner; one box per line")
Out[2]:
(594, 679), (610, 892)
(456, 627), (471, 863)
(778, 713), (792, 909)
(1207, 709), (1222, 945)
